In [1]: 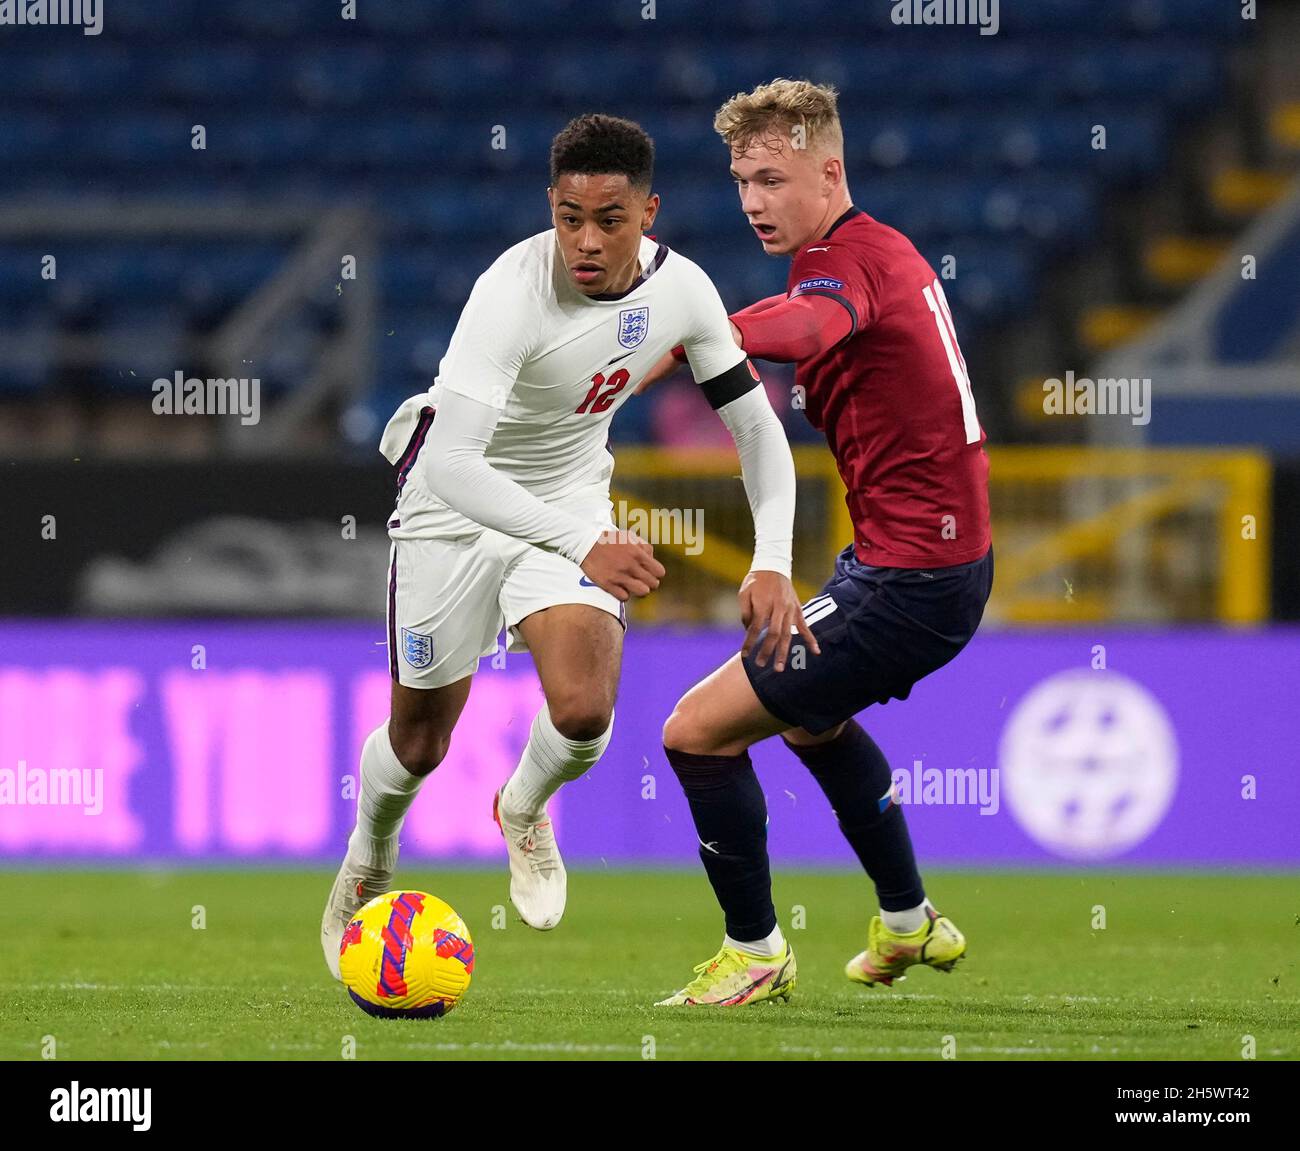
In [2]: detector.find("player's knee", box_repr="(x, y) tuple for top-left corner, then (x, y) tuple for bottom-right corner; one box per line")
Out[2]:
(387, 721), (453, 777)
(546, 695), (613, 742)
(662, 699), (705, 755)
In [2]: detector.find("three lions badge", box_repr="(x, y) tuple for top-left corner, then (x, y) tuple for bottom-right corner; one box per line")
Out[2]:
(401, 627), (434, 669)
(617, 306), (649, 349)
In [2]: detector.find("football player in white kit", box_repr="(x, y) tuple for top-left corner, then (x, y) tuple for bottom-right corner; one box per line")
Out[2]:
(322, 114), (816, 980)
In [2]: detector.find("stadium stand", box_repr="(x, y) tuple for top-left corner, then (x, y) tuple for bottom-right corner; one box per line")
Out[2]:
(0, 0), (1260, 453)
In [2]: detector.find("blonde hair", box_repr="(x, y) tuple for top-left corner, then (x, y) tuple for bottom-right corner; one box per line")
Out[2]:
(713, 78), (843, 158)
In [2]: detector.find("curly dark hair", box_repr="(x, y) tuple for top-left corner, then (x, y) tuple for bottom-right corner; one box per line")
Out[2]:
(550, 114), (654, 193)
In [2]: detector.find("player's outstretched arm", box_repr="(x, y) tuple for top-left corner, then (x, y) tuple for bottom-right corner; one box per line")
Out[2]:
(731, 292), (789, 321)
(730, 291), (853, 363)
(703, 359), (820, 671)
(673, 261), (818, 667)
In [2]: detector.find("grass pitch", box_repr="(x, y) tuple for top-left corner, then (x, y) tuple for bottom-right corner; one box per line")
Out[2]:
(3, 868), (1296, 1061)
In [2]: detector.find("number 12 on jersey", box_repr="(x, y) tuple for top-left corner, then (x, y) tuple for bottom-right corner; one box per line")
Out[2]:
(575, 368), (631, 415)
(922, 278), (981, 444)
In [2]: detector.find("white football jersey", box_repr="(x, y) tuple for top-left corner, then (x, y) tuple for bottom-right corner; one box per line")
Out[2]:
(380, 230), (745, 535)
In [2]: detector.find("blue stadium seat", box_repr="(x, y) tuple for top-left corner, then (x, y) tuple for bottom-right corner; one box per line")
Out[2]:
(0, 324), (53, 394)
(96, 0), (203, 40)
(401, 47), (522, 102)
(916, 240), (1038, 320)
(206, 0), (331, 39)
(2, 47), (141, 100)
(155, 46), (270, 104)
(292, 46), (391, 109)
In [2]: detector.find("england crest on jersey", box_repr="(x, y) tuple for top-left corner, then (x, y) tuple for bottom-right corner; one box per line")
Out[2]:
(617, 306), (649, 349)
(401, 627), (433, 669)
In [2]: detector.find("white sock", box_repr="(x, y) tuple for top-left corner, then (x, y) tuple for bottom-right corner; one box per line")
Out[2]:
(726, 924), (787, 960)
(347, 721), (424, 871)
(499, 704), (613, 822)
(881, 898), (934, 935)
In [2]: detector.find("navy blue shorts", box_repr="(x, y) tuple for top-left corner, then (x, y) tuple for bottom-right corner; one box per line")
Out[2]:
(744, 545), (994, 736)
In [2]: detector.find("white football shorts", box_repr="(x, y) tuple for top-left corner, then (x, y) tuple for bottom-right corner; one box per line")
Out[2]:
(385, 487), (626, 691)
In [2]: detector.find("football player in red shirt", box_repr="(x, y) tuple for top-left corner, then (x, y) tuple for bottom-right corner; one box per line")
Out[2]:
(652, 79), (994, 1007)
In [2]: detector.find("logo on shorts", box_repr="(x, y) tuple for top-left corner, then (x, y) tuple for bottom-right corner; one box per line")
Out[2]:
(579, 575), (598, 587)
(617, 306), (649, 349)
(401, 627), (434, 669)
(795, 594), (838, 632)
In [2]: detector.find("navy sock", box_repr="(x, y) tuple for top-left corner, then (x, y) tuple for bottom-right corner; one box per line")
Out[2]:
(664, 746), (777, 942)
(783, 720), (925, 911)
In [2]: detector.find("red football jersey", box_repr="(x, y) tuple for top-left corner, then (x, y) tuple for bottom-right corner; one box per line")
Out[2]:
(786, 206), (991, 568)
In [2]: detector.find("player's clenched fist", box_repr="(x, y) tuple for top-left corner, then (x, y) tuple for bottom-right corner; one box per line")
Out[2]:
(580, 529), (666, 601)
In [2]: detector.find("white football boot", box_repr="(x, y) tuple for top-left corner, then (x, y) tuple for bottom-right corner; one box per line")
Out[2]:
(492, 787), (567, 930)
(320, 848), (393, 980)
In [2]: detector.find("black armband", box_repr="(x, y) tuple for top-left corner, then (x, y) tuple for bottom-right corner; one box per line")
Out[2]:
(698, 357), (761, 411)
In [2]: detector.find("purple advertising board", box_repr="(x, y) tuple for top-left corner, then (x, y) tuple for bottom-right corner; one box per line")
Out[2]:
(0, 622), (1296, 865)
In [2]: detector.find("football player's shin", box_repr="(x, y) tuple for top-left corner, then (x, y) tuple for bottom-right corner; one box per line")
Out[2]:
(348, 720), (425, 871)
(783, 720), (926, 912)
(500, 704), (612, 821)
(665, 746), (777, 944)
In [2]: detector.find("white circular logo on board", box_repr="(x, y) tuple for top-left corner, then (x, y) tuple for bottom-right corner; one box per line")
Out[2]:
(999, 669), (1178, 860)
